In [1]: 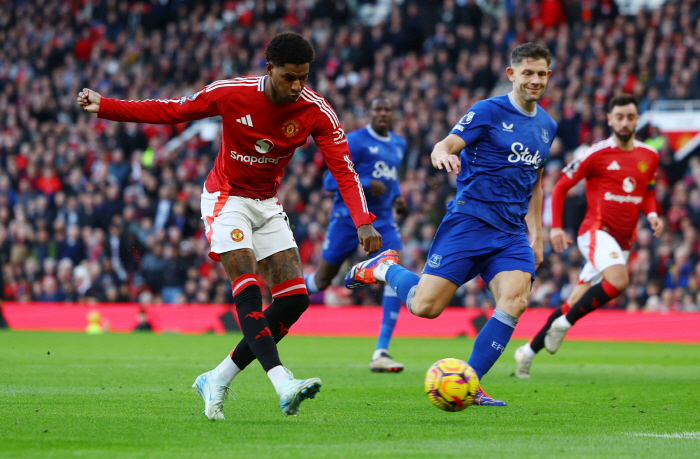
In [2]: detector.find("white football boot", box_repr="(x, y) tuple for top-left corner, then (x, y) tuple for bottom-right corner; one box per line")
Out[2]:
(277, 368), (322, 416)
(369, 352), (404, 373)
(544, 316), (572, 354)
(514, 344), (535, 379)
(192, 369), (231, 420)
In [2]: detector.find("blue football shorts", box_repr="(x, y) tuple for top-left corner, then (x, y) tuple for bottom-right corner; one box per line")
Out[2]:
(322, 215), (403, 267)
(422, 211), (535, 287)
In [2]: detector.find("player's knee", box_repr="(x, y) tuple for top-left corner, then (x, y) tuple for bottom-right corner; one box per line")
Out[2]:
(605, 266), (629, 292)
(295, 293), (310, 312)
(497, 296), (528, 318)
(273, 293), (309, 320)
(410, 300), (442, 319)
(276, 293), (309, 312)
(608, 274), (629, 292)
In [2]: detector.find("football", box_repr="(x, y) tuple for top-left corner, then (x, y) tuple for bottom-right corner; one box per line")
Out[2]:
(424, 358), (480, 412)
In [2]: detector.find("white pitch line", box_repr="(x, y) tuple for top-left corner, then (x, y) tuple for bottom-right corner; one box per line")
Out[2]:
(631, 432), (700, 439)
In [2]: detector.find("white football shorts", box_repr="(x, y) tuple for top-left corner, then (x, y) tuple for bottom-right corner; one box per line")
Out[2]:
(201, 188), (296, 262)
(576, 229), (629, 285)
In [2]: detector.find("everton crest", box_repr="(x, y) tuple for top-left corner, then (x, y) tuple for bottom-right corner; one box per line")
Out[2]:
(428, 254), (442, 268)
(459, 111), (475, 125)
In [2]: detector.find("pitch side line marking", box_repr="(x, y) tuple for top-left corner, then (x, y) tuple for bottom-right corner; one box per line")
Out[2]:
(630, 432), (700, 439)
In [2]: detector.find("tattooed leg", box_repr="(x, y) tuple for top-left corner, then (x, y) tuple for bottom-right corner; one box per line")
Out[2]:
(219, 248), (259, 280)
(258, 247), (304, 286)
(230, 248), (310, 369)
(220, 249), (281, 372)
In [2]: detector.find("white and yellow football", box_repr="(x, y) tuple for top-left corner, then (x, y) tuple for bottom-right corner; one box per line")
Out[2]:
(424, 358), (480, 412)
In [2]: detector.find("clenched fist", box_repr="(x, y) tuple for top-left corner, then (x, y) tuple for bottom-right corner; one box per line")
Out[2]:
(77, 88), (102, 113)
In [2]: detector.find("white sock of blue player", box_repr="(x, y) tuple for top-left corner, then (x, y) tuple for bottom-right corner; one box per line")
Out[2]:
(304, 273), (319, 294)
(371, 260), (394, 281)
(374, 285), (402, 354)
(467, 308), (519, 380)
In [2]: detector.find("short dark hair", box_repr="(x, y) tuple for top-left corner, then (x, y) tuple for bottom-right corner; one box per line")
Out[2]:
(369, 95), (391, 109)
(510, 43), (552, 67)
(608, 94), (638, 112)
(264, 33), (315, 67)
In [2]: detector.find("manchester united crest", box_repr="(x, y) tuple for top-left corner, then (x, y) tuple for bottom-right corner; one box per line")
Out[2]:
(231, 229), (244, 242)
(638, 160), (649, 173)
(282, 119), (299, 138)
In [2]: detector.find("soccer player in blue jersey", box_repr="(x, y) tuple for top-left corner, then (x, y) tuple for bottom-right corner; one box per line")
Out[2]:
(344, 43), (557, 405)
(305, 96), (408, 372)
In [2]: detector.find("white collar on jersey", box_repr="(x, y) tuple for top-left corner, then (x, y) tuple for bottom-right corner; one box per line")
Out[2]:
(258, 75), (267, 91)
(508, 91), (537, 117)
(365, 124), (392, 142)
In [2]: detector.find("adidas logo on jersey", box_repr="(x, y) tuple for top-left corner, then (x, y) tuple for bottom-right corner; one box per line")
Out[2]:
(236, 114), (253, 126)
(607, 161), (621, 170)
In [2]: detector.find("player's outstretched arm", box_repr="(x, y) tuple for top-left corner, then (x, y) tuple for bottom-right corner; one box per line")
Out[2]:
(431, 134), (465, 174)
(310, 96), (379, 254)
(77, 86), (218, 124)
(357, 224), (383, 255)
(77, 88), (101, 113)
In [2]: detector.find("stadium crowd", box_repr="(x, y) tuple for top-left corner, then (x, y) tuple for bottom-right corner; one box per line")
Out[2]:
(1, 0), (699, 312)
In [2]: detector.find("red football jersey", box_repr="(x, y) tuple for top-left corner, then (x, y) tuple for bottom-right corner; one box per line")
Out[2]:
(551, 137), (659, 250)
(97, 76), (375, 228)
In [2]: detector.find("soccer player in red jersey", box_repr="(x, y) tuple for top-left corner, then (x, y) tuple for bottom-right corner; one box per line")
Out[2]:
(514, 94), (664, 378)
(78, 33), (382, 418)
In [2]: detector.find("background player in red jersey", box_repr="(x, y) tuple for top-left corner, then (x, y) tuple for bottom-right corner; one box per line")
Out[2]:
(514, 94), (664, 378)
(78, 33), (382, 418)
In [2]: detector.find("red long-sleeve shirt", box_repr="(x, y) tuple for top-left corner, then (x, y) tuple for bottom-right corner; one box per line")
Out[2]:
(550, 137), (658, 250)
(98, 75), (375, 228)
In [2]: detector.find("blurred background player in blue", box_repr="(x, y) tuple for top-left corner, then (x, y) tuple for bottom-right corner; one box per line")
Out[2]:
(305, 97), (408, 372)
(345, 43), (557, 405)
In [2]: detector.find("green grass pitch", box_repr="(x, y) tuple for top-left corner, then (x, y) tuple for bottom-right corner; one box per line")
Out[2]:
(1, 331), (699, 458)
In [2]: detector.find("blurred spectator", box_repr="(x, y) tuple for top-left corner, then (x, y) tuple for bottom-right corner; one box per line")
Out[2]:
(0, 0), (698, 311)
(133, 309), (153, 332)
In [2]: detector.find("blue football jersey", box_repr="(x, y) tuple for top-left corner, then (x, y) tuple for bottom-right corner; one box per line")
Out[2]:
(448, 92), (557, 234)
(324, 125), (407, 219)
